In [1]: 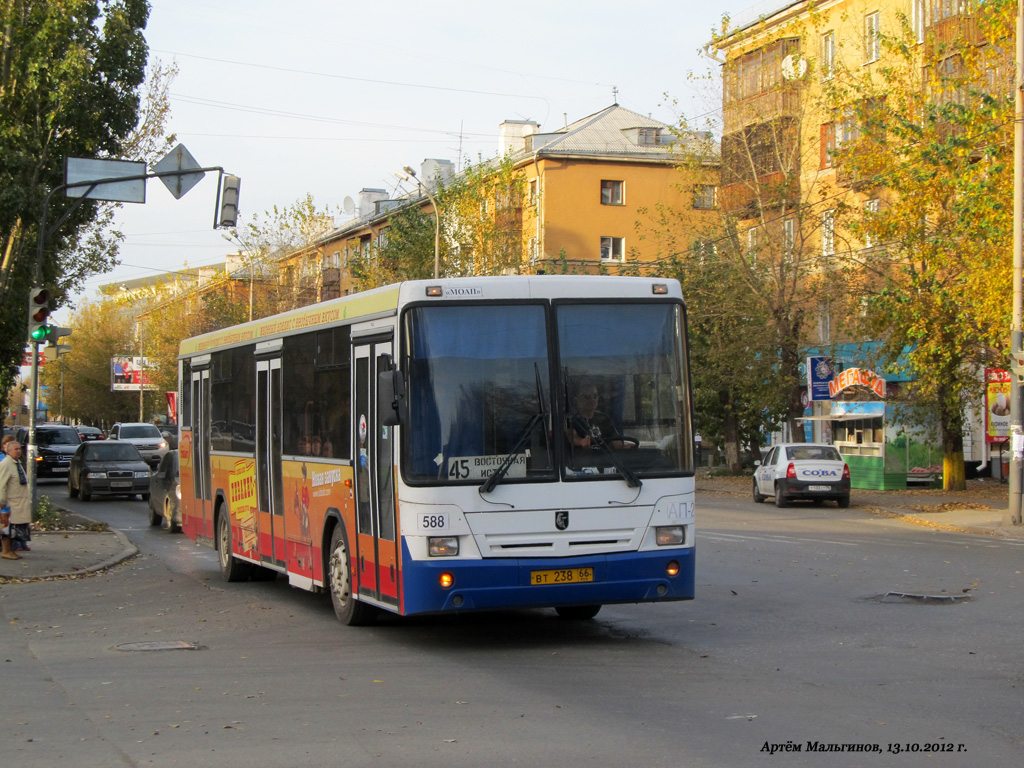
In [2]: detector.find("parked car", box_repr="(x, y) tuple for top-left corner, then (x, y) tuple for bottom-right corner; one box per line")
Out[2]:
(77, 426), (105, 441)
(753, 443), (851, 508)
(15, 425), (81, 477)
(107, 422), (169, 469)
(67, 441), (151, 501)
(148, 450), (181, 532)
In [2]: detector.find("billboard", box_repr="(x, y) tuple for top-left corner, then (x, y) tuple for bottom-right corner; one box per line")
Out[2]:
(111, 356), (156, 392)
(985, 368), (1011, 444)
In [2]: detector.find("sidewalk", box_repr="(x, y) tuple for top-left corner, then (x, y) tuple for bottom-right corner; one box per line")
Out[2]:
(697, 473), (1024, 539)
(0, 528), (137, 582)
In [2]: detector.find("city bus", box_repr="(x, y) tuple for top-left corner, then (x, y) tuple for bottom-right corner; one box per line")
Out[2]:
(177, 275), (696, 625)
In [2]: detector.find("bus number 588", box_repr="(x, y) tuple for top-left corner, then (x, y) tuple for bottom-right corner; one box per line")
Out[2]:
(420, 514), (447, 530)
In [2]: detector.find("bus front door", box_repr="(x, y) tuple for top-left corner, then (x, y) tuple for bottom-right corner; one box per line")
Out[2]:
(190, 368), (213, 543)
(353, 340), (399, 610)
(256, 356), (286, 568)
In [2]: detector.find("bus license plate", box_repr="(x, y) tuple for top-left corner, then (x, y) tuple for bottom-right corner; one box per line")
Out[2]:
(531, 568), (594, 585)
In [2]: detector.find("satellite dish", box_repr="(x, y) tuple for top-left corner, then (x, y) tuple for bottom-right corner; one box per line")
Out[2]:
(342, 196), (355, 215)
(781, 54), (807, 80)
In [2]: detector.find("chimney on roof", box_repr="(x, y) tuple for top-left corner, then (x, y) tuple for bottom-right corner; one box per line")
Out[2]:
(499, 119), (539, 155)
(420, 158), (454, 188)
(358, 188), (388, 218)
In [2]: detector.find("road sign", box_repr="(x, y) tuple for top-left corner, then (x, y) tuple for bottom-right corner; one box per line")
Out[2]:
(154, 144), (205, 199)
(65, 157), (147, 203)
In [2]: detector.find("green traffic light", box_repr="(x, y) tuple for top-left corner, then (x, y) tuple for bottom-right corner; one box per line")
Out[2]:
(30, 324), (52, 342)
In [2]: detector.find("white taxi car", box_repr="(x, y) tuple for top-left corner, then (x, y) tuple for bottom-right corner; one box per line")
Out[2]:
(753, 443), (851, 508)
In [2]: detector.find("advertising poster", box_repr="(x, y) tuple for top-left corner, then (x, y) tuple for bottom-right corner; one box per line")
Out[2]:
(110, 356), (156, 391)
(985, 368), (1010, 443)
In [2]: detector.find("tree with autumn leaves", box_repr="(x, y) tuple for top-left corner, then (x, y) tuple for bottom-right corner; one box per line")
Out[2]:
(823, 1), (1016, 489)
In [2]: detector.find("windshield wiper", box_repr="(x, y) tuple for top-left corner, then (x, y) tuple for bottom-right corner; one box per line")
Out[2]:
(566, 414), (643, 489)
(480, 412), (543, 494)
(481, 364), (549, 494)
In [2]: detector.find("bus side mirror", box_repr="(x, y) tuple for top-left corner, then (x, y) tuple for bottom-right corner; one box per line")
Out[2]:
(378, 367), (407, 426)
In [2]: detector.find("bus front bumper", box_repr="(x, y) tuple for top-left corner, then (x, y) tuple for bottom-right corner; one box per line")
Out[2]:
(399, 544), (695, 616)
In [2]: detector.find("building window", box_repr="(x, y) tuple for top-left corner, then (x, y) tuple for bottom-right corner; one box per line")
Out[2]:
(821, 31), (835, 79)
(693, 184), (716, 209)
(529, 179), (538, 206)
(637, 128), (661, 146)
(864, 198), (880, 247)
(783, 217), (796, 261)
(693, 239), (717, 264)
(601, 180), (624, 205)
(600, 236), (625, 261)
(841, 108), (860, 144)
(822, 210), (835, 257)
(820, 122), (837, 169)
(865, 12), (880, 64)
(913, 0), (926, 43)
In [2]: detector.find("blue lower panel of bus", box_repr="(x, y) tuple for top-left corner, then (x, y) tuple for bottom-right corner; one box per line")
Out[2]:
(400, 543), (695, 616)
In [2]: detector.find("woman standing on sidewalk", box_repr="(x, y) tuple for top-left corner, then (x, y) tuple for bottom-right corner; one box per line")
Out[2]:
(0, 440), (30, 560)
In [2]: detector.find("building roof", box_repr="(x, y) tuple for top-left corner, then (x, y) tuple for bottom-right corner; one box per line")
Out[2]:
(519, 103), (716, 162)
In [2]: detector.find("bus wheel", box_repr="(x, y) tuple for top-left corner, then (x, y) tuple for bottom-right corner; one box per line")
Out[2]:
(555, 605), (602, 620)
(217, 513), (250, 582)
(328, 526), (375, 626)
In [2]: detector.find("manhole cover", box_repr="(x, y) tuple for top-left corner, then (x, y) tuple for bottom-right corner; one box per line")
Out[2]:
(115, 641), (202, 652)
(879, 591), (971, 604)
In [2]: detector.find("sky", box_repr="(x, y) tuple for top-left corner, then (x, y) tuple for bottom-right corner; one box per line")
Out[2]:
(74, 0), (740, 305)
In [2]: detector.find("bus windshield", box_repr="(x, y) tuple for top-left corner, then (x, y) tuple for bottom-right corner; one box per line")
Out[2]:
(402, 300), (692, 485)
(558, 302), (692, 479)
(403, 303), (553, 484)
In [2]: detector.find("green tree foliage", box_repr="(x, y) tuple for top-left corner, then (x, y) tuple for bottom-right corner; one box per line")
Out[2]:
(437, 155), (526, 276)
(824, 1), (1015, 489)
(351, 203), (435, 288)
(353, 155), (528, 290)
(641, 197), (788, 470)
(227, 193), (340, 315)
(0, 0), (170, 415)
(38, 297), (139, 426)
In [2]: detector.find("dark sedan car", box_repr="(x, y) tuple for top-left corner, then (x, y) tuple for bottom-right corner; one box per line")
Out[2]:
(67, 442), (151, 501)
(16, 425), (81, 477)
(77, 426), (105, 441)
(148, 451), (180, 532)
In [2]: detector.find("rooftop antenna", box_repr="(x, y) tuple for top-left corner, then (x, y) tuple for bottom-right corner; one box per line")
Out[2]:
(612, 85), (619, 105)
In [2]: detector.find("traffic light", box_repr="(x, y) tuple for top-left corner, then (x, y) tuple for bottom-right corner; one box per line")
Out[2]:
(27, 287), (52, 343)
(217, 174), (241, 228)
(44, 327), (72, 362)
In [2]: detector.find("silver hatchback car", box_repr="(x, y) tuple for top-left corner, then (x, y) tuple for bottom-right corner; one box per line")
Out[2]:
(753, 443), (851, 508)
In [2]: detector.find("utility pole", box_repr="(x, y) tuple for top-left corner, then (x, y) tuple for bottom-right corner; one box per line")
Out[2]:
(1010, 0), (1024, 526)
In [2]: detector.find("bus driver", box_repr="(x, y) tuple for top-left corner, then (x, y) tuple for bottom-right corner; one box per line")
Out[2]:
(566, 383), (634, 450)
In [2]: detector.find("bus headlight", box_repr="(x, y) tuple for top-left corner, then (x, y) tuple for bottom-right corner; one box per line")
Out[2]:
(655, 525), (684, 546)
(428, 536), (459, 557)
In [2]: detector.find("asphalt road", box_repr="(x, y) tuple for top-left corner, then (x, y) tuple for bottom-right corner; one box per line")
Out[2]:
(1, 480), (1022, 767)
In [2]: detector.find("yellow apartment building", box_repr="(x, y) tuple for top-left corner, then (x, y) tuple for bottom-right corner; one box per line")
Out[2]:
(294, 104), (718, 297)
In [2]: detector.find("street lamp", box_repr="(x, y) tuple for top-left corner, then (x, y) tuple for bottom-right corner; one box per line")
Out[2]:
(396, 165), (441, 279)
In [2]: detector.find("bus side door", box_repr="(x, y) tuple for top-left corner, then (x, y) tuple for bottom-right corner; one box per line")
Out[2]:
(256, 355), (286, 568)
(353, 339), (400, 610)
(190, 366), (213, 543)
